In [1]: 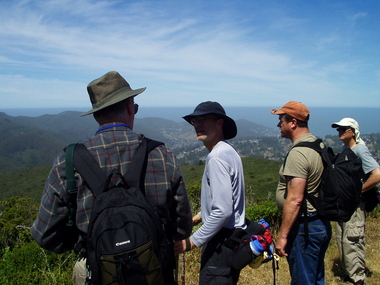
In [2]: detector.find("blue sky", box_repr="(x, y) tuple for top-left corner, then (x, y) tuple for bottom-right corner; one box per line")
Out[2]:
(1, 0), (379, 110)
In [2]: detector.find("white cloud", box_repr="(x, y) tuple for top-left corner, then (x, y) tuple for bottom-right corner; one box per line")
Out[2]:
(350, 12), (368, 21)
(0, 0), (379, 108)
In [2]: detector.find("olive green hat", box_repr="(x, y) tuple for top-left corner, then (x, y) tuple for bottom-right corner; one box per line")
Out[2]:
(81, 71), (146, 116)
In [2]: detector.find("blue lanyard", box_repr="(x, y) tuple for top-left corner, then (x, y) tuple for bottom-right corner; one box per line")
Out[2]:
(95, 124), (131, 134)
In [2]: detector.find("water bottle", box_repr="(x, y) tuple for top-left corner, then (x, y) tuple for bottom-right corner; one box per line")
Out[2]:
(258, 218), (270, 229)
(249, 235), (264, 256)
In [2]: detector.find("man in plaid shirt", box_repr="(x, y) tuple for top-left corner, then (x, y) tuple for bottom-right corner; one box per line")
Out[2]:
(31, 71), (192, 284)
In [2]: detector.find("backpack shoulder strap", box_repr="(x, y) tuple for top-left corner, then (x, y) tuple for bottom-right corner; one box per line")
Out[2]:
(65, 143), (79, 227)
(72, 137), (164, 196)
(294, 138), (335, 164)
(292, 138), (323, 152)
(125, 137), (165, 188)
(72, 144), (108, 198)
(125, 137), (149, 188)
(282, 138), (327, 239)
(65, 143), (77, 194)
(146, 137), (164, 152)
(133, 137), (164, 193)
(283, 138), (321, 167)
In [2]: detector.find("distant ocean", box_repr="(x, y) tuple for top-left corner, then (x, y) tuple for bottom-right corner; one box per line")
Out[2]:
(1, 106), (379, 138)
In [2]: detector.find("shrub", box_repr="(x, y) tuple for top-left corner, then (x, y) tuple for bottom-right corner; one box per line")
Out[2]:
(0, 197), (38, 251)
(0, 242), (76, 285)
(245, 200), (281, 232)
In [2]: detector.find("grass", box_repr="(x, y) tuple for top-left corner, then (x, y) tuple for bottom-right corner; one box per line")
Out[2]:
(1, 156), (378, 284)
(176, 216), (380, 285)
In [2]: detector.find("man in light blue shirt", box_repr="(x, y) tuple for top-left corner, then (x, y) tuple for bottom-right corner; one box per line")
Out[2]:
(332, 118), (380, 285)
(174, 101), (246, 285)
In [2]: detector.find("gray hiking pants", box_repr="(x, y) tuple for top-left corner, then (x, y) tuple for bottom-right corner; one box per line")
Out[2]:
(72, 258), (87, 285)
(335, 202), (366, 284)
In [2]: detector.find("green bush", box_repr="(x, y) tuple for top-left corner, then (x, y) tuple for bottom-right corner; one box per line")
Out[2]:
(0, 242), (76, 285)
(368, 204), (380, 218)
(0, 197), (38, 251)
(245, 200), (281, 232)
(186, 181), (201, 214)
(0, 196), (77, 284)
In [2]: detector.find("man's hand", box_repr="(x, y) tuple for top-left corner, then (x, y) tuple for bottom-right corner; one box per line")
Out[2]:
(275, 236), (288, 257)
(192, 214), (202, 226)
(174, 238), (196, 255)
(275, 176), (306, 258)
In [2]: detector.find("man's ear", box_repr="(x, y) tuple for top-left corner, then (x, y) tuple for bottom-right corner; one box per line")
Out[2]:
(290, 118), (298, 129)
(126, 99), (134, 115)
(217, 118), (224, 128)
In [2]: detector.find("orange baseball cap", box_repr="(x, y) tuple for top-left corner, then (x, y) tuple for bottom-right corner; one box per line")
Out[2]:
(270, 101), (310, 122)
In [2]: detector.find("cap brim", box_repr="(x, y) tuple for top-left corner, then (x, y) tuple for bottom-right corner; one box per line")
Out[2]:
(331, 122), (350, 128)
(270, 108), (286, 115)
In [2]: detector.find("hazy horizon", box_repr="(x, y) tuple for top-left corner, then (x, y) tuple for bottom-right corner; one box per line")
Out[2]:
(1, 106), (379, 138)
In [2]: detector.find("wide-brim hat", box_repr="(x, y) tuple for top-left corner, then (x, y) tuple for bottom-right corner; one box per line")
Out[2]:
(270, 101), (310, 122)
(81, 71), (146, 116)
(183, 101), (237, 139)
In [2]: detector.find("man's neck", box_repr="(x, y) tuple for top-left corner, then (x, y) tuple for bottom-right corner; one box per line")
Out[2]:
(290, 128), (310, 143)
(346, 138), (357, 149)
(204, 136), (225, 152)
(98, 118), (133, 130)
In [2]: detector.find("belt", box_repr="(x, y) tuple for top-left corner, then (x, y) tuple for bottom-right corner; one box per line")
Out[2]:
(298, 212), (321, 222)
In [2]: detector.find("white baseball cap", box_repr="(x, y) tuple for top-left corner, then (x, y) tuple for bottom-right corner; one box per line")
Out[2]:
(331, 118), (364, 144)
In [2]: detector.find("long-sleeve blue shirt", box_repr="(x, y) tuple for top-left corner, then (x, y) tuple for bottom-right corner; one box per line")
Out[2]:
(191, 141), (246, 247)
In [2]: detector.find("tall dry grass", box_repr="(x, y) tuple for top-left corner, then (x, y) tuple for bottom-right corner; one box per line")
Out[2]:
(177, 216), (380, 284)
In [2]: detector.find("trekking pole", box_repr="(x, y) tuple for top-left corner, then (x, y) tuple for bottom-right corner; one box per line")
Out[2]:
(181, 253), (185, 285)
(174, 255), (178, 284)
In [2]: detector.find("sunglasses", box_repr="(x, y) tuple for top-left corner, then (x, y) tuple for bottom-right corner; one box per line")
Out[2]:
(336, 127), (350, 132)
(134, 103), (139, 114)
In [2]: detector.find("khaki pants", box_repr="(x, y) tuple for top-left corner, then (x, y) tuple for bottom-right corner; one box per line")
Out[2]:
(335, 202), (366, 283)
(72, 258), (87, 285)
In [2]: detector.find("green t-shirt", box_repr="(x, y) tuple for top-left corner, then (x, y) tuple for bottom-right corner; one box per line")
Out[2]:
(276, 133), (323, 213)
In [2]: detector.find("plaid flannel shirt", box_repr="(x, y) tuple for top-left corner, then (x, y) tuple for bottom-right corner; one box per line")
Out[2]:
(31, 123), (192, 253)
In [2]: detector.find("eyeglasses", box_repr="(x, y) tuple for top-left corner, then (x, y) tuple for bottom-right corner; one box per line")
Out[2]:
(190, 115), (219, 126)
(190, 116), (206, 125)
(336, 127), (350, 133)
(134, 103), (139, 114)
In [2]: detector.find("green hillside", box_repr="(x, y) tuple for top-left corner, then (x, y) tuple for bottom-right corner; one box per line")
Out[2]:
(1, 157), (378, 284)
(0, 165), (51, 202)
(0, 157), (281, 206)
(0, 117), (69, 172)
(181, 157), (281, 205)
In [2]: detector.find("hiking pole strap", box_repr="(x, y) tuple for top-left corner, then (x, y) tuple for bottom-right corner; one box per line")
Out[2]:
(272, 258), (275, 285)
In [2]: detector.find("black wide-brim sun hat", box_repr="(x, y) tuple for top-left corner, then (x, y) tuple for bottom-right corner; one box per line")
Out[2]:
(183, 101), (237, 140)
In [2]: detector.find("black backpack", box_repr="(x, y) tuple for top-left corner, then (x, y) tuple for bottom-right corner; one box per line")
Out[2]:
(66, 137), (176, 285)
(289, 139), (365, 222)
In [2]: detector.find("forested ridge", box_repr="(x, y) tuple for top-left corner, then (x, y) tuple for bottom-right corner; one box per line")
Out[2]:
(1, 111), (379, 284)
(1, 156), (379, 284)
